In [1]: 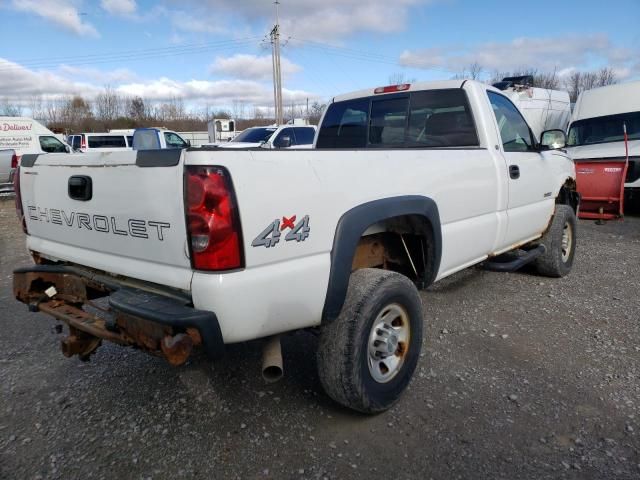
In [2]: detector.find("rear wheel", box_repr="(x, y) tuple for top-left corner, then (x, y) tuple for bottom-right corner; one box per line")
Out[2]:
(534, 204), (577, 277)
(317, 269), (423, 413)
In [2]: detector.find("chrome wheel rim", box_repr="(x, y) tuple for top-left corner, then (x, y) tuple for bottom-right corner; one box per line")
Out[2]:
(367, 303), (410, 383)
(561, 221), (573, 262)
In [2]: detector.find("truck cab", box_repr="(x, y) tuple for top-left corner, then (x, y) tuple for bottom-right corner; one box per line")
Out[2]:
(216, 124), (317, 149)
(566, 80), (640, 202)
(132, 128), (190, 150)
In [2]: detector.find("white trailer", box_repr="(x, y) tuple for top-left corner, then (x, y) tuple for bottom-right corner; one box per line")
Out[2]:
(207, 118), (237, 143)
(493, 76), (571, 141)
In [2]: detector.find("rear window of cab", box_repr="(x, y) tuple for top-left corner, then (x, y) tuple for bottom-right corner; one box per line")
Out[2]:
(316, 89), (479, 149)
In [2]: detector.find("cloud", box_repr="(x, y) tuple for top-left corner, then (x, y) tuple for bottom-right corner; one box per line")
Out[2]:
(0, 58), (316, 108)
(168, 10), (228, 35)
(0, 58), (100, 99)
(210, 54), (301, 81)
(58, 65), (137, 83)
(116, 77), (314, 106)
(162, 0), (428, 41)
(101, 0), (136, 16)
(11, 0), (99, 37)
(399, 34), (638, 79)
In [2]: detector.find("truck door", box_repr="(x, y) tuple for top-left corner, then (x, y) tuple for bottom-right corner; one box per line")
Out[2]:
(487, 91), (555, 247)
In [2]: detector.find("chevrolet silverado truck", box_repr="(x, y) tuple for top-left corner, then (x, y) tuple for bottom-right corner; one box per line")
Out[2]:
(13, 80), (578, 413)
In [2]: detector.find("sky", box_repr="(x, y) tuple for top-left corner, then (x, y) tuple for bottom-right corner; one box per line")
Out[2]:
(0, 0), (639, 115)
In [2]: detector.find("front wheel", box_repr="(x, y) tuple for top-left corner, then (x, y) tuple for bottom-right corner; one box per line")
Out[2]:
(317, 269), (423, 413)
(534, 204), (577, 277)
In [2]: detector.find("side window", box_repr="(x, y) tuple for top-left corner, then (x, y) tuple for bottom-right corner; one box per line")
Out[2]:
(273, 128), (295, 147)
(488, 91), (535, 152)
(71, 136), (81, 149)
(369, 96), (409, 147)
(406, 89), (479, 147)
(88, 136), (126, 148)
(316, 98), (369, 148)
(126, 136), (133, 147)
(164, 132), (187, 149)
(293, 127), (315, 145)
(134, 130), (160, 150)
(39, 136), (67, 153)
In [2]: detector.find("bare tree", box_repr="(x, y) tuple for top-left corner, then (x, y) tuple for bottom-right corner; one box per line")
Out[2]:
(95, 85), (122, 121)
(454, 63), (485, 81)
(564, 67), (617, 102)
(62, 95), (93, 131)
(127, 96), (146, 121)
(309, 101), (326, 125)
(232, 100), (247, 120)
(0, 98), (23, 116)
(597, 67), (617, 88)
(388, 72), (417, 85)
(28, 95), (45, 120)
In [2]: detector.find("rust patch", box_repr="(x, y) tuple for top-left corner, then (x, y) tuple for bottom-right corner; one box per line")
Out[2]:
(352, 236), (386, 270)
(14, 270), (200, 366)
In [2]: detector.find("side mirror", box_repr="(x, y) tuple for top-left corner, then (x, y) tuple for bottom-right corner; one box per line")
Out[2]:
(65, 145), (71, 153)
(185, 140), (191, 148)
(540, 129), (566, 150)
(277, 135), (292, 148)
(260, 141), (272, 149)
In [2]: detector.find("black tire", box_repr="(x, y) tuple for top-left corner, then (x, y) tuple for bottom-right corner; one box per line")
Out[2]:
(534, 204), (577, 277)
(317, 268), (423, 413)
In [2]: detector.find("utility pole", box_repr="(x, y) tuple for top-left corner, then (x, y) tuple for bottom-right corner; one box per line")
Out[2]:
(270, 1), (284, 125)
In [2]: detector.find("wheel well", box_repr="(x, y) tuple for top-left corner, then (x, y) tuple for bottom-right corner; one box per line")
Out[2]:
(322, 195), (441, 324)
(351, 215), (436, 289)
(557, 178), (579, 213)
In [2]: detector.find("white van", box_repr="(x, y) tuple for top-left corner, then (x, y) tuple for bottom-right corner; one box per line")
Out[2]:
(492, 76), (572, 141)
(566, 80), (640, 200)
(68, 132), (133, 152)
(0, 117), (70, 155)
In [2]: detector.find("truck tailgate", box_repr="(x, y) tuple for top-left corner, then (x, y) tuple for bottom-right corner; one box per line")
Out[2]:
(20, 150), (192, 290)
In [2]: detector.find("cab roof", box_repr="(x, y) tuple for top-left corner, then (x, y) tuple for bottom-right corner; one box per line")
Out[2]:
(332, 80), (475, 103)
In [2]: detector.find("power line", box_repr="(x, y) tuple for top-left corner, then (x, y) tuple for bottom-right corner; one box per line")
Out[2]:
(0, 37), (263, 72)
(289, 37), (455, 75)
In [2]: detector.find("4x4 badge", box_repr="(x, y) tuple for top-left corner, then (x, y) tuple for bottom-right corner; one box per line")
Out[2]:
(252, 215), (310, 248)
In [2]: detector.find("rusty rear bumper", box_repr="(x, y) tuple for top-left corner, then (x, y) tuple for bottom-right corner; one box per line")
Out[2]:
(13, 265), (224, 365)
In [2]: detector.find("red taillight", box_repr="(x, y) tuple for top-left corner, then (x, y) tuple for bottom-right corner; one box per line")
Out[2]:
(374, 83), (411, 94)
(11, 154), (20, 169)
(81, 135), (86, 149)
(13, 166), (27, 233)
(185, 165), (242, 271)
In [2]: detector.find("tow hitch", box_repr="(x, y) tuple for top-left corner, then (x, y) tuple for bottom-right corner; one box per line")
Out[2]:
(13, 266), (224, 365)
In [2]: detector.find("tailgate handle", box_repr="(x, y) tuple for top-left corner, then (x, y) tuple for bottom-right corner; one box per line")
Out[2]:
(68, 175), (92, 201)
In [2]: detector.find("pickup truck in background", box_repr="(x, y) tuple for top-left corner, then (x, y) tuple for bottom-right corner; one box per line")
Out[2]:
(210, 124), (317, 149)
(132, 127), (191, 150)
(12, 80), (578, 413)
(0, 149), (17, 193)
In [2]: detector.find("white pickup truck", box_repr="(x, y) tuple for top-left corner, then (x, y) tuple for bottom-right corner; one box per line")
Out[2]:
(13, 80), (578, 413)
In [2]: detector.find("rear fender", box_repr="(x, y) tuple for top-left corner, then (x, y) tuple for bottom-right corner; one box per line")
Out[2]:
(322, 196), (441, 323)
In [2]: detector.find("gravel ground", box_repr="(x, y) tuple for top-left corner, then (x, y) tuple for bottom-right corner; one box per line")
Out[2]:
(1, 197), (639, 480)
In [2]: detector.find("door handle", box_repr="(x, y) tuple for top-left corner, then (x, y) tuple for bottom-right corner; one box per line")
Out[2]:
(509, 165), (520, 179)
(68, 175), (92, 201)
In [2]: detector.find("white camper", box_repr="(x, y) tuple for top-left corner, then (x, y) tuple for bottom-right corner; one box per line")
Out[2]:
(492, 76), (571, 141)
(0, 117), (70, 155)
(566, 80), (640, 199)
